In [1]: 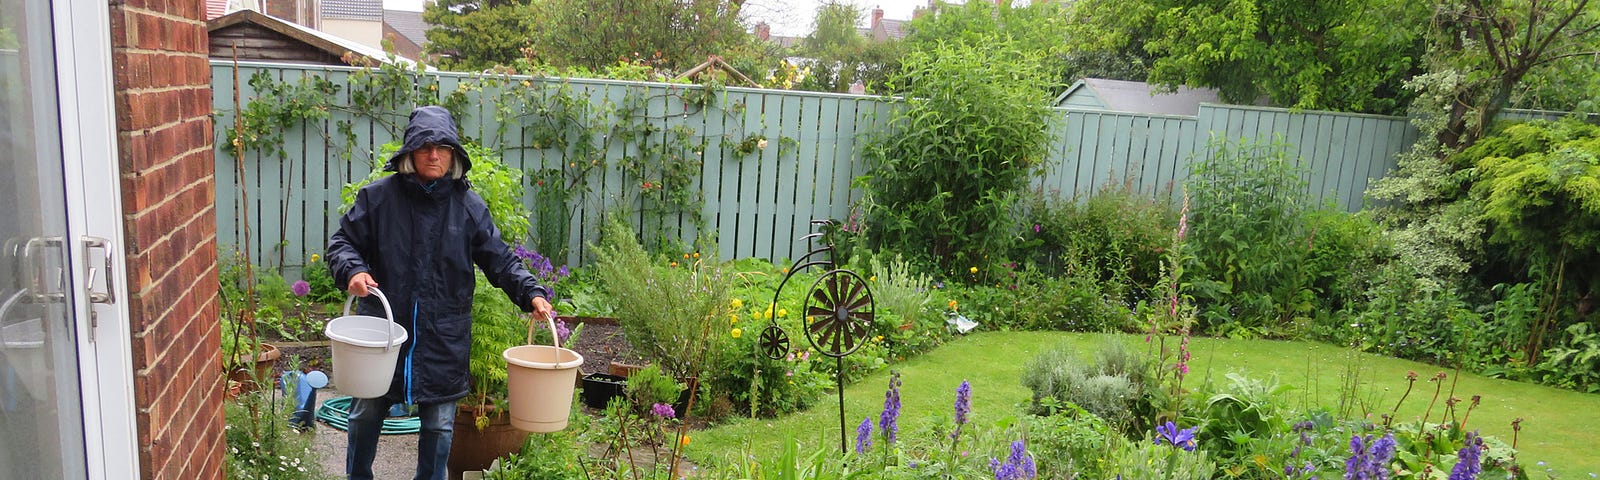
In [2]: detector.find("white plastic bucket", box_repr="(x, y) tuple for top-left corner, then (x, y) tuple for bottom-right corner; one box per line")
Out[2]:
(503, 316), (583, 432)
(325, 288), (407, 398)
(0, 290), (46, 399)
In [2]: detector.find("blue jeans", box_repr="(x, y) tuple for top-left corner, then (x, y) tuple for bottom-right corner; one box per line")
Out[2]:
(346, 398), (456, 480)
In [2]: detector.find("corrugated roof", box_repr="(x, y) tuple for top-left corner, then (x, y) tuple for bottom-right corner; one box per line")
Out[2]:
(383, 9), (429, 48)
(323, 0), (382, 21)
(1053, 78), (1222, 116)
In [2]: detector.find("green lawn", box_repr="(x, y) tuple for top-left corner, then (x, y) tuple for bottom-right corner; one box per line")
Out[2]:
(687, 331), (1600, 478)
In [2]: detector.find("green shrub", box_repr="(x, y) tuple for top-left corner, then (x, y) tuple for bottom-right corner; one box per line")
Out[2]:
(1532, 322), (1600, 393)
(860, 37), (1054, 277)
(1017, 181), (1176, 292)
(592, 217), (731, 380)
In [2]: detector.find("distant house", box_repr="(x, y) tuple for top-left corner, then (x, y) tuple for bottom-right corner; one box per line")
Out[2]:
(320, 0), (383, 53)
(1052, 78), (1224, 116)
(208, 9), (411, 66)
(867, 8), (908, 42)
(382, 9), (430, 61)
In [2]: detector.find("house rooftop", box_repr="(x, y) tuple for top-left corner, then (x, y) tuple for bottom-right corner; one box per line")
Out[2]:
(323, 0), (382, 21)
(383, 9), (429, 48)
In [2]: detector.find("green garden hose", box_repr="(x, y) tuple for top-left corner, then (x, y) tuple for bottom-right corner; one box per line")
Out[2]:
(315, 396), (421, 434)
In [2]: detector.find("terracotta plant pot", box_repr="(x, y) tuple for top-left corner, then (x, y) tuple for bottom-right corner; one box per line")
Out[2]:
(225, 343), (281, 394)
(447, 410), (528, 480)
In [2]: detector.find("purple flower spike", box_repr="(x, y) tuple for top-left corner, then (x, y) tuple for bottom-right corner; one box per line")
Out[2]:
(291, 280), (310, 297)
(855, 417), (873, 454)
(954, 380), (972, 425)
(879, 371), (902, 446)
(1448, 431), (1483, 480)
(990, 439), (1036, 480)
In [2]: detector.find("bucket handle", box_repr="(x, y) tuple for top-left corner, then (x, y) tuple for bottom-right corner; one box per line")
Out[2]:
(343, 287), (397, 352)
(526, 309), (560, 350)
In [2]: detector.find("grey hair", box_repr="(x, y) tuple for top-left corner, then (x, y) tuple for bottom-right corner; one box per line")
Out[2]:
(399, 149), (464, 180)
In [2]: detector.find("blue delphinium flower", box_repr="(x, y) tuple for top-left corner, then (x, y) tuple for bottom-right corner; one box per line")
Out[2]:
(855, 417), (873, 454)
(1448, 431), (1484, 480)
(989, 440), (1036, 480)
(880, 371), (902, 446)
(1345, 432), (1397, 480)
(1154, 421), (1198, 451)
(954, 380), (972, 425)
(951, 380), (972, 442)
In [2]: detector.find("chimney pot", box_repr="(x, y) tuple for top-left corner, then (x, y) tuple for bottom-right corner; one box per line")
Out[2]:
(872, 7), (884, 29)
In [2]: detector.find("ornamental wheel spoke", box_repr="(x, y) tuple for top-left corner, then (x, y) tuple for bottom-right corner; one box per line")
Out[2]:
(801, 270), (876, 358)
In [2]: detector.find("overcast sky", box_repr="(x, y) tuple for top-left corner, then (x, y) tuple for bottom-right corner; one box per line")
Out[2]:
(382, 0), (939, 38)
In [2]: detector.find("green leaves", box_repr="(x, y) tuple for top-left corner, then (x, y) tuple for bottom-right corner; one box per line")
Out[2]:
(862, 38), (1054, 276)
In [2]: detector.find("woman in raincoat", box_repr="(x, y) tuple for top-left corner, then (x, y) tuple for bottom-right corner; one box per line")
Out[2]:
(326, 105), (554, 480)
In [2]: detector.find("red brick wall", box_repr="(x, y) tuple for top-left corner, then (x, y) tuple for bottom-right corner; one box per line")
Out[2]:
(108, 1), (224, 479)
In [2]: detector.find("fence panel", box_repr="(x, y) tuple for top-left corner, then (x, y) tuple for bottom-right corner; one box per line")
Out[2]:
(213, 62), (1450, 271)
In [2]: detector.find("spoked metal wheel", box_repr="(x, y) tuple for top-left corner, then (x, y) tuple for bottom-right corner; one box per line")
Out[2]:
(802, 269), (876, 358)
(759, 324), (791, 360)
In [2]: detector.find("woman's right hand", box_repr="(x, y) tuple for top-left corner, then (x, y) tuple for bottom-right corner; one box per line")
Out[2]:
(348, 272), (378, 297)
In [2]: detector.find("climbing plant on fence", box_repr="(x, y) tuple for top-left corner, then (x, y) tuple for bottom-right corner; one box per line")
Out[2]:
(216, 58), (779, 271)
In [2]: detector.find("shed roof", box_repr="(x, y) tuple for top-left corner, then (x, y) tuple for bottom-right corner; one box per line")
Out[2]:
(208, 9), (413, 66)
(1052, 78), (1222, 116)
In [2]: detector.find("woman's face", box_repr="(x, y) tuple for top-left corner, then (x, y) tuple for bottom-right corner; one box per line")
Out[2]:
(412, 143), (453, 182)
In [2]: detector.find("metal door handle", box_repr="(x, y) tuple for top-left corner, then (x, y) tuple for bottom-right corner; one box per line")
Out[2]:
(83, 236), (115, 305)
(83, 236), (116, 344)
(23, 236), (65, 304)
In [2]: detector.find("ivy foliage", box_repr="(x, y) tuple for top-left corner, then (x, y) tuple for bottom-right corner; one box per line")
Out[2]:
(860, 38), (1055, 277)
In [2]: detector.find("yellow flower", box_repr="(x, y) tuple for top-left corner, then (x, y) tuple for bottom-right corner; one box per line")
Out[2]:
(731, 298), (744, 309)
(731, 328), (742, 338)
(670, 261), (679, 267)
(521, 80), (532, 87)
(729, 314), (739, 325)
(693, 252), (701, 258)
(948, 299), (959, 311)
(970, 266), (979, 274)
(781, 267), (789, 274)
(683, 253), (690, 259)
(777, 308), (787, 318)
(309, 253), (321, 263)
(680, 435), (691, 447)
(874, 335), (883, 342)
(869, 275), (876, 282)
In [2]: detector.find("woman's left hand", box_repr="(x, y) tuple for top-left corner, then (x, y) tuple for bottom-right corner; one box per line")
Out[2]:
(530, 296), (555, 321)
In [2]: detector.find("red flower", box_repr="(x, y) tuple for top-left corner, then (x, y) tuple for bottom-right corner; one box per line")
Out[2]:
(643, 181), (653, 189)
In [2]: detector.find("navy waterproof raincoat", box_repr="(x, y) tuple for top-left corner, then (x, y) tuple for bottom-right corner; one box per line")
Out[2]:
(326, 105), (549, 405)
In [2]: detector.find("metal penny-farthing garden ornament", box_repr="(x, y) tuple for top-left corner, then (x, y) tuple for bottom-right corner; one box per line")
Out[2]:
(759, 219), (875, 454)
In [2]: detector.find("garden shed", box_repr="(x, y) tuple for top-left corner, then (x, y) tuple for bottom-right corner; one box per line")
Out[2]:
(207, 9), (409, 66)
(1052, 77), (1223, 116)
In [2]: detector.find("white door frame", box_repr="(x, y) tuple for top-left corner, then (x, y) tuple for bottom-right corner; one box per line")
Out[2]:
(51, 0), (140, 477)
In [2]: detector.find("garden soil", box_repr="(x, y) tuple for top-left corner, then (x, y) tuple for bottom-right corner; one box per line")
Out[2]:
(275, 319), (648, 478)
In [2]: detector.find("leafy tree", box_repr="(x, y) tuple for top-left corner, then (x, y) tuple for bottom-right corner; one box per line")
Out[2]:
(1419, 0), (1600, 150)
(1065, 0), (1428, 115)
(423, 0), (537, 71)
(797, 1), (900, 92)
(860, 38), (1054, 276)
(425, 0), (754, 73)
(527, 0), (751, 72)
(902, 1), (1075, 90)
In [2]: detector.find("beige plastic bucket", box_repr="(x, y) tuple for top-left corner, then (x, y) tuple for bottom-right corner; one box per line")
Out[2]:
(325, 288), (407, 398)
(503, 316), (583, 432)
(0, 290), (47, 398)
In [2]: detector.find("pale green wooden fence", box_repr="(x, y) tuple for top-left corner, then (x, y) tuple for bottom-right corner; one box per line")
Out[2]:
(211, 61), (1427, 270)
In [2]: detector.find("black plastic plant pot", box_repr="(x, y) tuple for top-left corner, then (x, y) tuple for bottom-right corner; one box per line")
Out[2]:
(580, 373), (627, 409)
